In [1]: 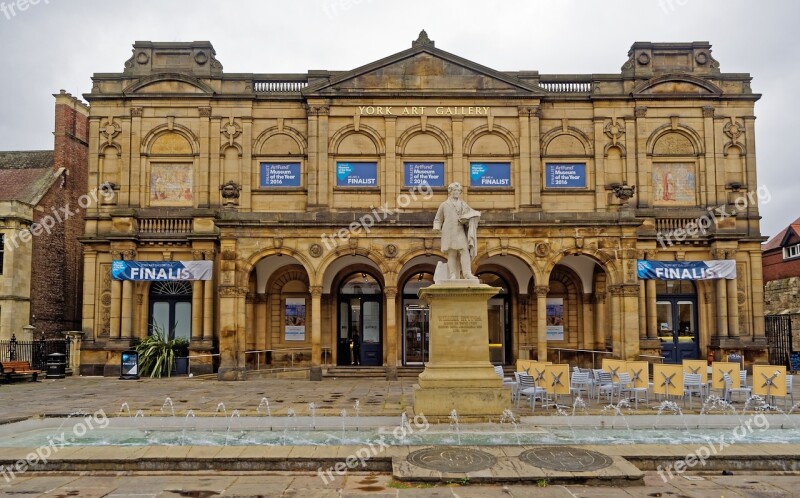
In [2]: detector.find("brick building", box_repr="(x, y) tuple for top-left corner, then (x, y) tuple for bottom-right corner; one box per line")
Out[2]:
(78, 34), (768, 378)
(0, 91), (89, 340)
(763, 218), (800, 349)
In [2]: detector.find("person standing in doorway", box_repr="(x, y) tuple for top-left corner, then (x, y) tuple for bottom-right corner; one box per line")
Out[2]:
(351, 331), (361, 365)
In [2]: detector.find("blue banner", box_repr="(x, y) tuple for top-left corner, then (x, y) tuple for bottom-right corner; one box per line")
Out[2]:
(546, 163), (586, 188)
(404, 162), (444, 187)
(470, 162), (511, 187)
(112, 261), (213, 281)
(637, 260), (737, 280)
(336, 162), (377, 187)
(260, 162), (301, 187)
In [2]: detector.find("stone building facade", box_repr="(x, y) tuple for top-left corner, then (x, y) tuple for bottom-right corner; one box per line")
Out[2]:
(78, 34), (767, 377)
(0, 91), (89, 340)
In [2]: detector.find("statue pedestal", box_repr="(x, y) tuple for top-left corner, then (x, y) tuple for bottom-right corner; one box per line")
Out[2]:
(413, 282), (510, 417)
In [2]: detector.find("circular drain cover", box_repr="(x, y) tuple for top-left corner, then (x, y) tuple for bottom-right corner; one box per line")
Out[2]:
(406, 447), (497, 473)
(519, 447), (613, 472)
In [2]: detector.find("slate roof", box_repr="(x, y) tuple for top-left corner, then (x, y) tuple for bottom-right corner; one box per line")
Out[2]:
(763, 216), (800, 251)
(0, 150), (58, 204)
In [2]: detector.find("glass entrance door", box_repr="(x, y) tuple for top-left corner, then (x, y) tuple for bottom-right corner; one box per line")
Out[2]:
(657, 299), (699, 363)
(403, 301), (429, 364)
(149, 281), (192, 341)
(337, 296), (382, 366)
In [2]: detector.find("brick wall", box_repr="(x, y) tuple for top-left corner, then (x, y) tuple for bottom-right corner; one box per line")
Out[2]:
(763, 248), (800, 282)
(29, 91), (88, 337)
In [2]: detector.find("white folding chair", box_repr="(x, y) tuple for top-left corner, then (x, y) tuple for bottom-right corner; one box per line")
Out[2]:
(619, 372), (649, 409)
(683, 373), (704, 410)
(597, 371), (616, 403)
(723, 373), (751, 403)
(570, 371), (591, 402)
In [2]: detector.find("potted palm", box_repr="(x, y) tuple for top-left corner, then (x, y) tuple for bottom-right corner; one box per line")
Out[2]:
(136, 322), (187, 378)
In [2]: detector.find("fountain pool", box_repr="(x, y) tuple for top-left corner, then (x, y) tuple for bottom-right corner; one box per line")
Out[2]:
(1, 414), (799, 447)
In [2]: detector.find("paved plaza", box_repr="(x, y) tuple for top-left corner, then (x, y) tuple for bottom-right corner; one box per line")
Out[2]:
(0, 375), (798, 497)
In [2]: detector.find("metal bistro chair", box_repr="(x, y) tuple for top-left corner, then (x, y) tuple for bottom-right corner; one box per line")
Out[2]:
(784, 375), (796, 409)
(683, 373), (704, 410)
(723, 372), (751, 403)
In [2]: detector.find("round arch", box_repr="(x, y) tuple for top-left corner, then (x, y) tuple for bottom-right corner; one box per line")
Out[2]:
(241, 247), (317, 290)
(396, 124), (453, 155)
(329, 124), (386, 155)
(141, 124), (200, 156)
(541, 126), (593, 157)
(646, 124), (704, 156)
(463, 124), (519, 155)
(253, 126), (308, 156)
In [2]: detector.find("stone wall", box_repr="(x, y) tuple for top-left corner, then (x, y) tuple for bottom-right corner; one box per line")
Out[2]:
(764, 277), (800, 350)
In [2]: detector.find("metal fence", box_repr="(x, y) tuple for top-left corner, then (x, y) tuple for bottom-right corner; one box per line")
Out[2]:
(0, 334), (71, 371)
(765, 315), (793, 369)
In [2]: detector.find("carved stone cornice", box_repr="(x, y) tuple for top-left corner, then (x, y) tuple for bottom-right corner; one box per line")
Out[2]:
(123, 250), (137, 261)
(198, 106), (212, 117)
(305, 105), (330, 117)
(384, 287), (398, 299)
(702, 105), (715, 118)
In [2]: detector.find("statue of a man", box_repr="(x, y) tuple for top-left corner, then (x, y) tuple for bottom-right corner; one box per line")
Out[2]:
(433, 182), (481, 280)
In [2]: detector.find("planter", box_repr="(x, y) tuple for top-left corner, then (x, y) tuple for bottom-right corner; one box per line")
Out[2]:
(172, 357), (189, 376)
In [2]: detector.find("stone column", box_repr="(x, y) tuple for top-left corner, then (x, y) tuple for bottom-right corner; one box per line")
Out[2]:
(646, 279), (657, 339)
(306, 106), (319, 207)
(531, 106), (542, 207)
(191, 251), (204, 341)
(609, 285), (622, 357)
(109, 251), (122, 339)
(594, 293), (606, 350)
(81, 250), (97, 340)
(715, 277), (728, 338)
(384, 286), (398, 368)
(121, 280), (133, 339)
(517, 106), (533, 207)
(255, 294), (267, 352)
(310, 286), (323, 381)
(202, 250), (214, 341)
(634, 106), (649, 208)
(534, 285), (549, 361)
(726, 277), (740, 338)
(638, 280), (647, 338)
(621, 284), (641, 360)
(62, 331), (84, 373)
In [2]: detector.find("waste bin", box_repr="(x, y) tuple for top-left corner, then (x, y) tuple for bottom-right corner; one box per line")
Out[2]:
(46, 352), (66, 379)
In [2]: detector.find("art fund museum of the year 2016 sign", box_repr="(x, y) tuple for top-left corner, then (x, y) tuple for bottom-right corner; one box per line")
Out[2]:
(545, 163), (587, 188)
(112, 261), (214, 281)
(405, 162), (444, 187)
(470, 162), (511, 187)
(336, 162), (377, 187)
(636, 260), (737, 280)
(260, 162), (301, 187)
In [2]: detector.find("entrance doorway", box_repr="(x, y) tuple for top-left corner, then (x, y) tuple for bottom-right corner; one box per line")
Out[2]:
(148, 281), (192, 341)
(337, 273), (382, 366)
(402, 271), (434, 365)
(656, 280), (699, 363)
(478, 272), (512, 365)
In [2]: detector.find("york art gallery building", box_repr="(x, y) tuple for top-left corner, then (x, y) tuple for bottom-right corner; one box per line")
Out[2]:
(79, 33), (767, 378)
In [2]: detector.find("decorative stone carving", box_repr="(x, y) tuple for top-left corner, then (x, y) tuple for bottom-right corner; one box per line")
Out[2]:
(702, 105), (715, 118)
(130, 107), (143, 118)
(611, 183), (636, 202)
(123, 250), (137, 261)
(100, 119), (121, 145)
(100, 264), (112, 336)
(198, 107), (212, 117)
(534, 286), (550, 298)
(220, 180), (241, 206)
(534, 242), (550, 258)
(384, 243), (398, 258)
(384, 286), (398, 299)
(192, 250), (204, 260)
(305, 105), (330, 116)
(220, 249), (236, 261)
(309, 243), (323, 258)
(634, 106), (647, 118)
(310, 286), (323, 298)
(724, 119), (744, 141)
(218, 286), (248, 297)
(604, 119), (625, 144)
(221, 118), (242, 146)
(637, 52), (651, 66)
(412, 29), (434, 48)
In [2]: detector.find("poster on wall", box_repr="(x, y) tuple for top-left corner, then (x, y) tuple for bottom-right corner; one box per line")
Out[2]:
(545, 163), (586, 188)
(546, 298), (564, 341)
(150, 163), (193, 206)
(336, 162), (377, 187)
(651, 163), (696, 205)
(636, 260), (737, 280)
(404, 162), (444, 187)
(284, 298), (306, 341)
(260, 162), (301, 187)
(469, 162), (511, 187)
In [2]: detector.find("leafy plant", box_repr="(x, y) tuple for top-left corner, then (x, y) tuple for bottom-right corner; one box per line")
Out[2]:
(136, 322), (186, 378)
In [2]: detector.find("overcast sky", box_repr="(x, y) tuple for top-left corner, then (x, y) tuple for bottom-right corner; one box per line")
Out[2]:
(0, 0), (796, 239)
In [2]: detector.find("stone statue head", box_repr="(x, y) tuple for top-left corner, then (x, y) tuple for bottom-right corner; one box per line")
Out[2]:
(447, 182), (462, 198)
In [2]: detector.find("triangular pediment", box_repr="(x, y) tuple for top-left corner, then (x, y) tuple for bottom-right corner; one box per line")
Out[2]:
(304, 34), (542, 97)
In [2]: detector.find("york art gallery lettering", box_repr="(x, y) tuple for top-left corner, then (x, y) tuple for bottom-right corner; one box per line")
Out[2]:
(357, 106), (490, 116)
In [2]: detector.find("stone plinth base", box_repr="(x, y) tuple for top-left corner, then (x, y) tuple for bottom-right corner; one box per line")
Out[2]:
(413, 282), (509, 417)
(217, 367), (247, 381)
(413, 384), (510, 418)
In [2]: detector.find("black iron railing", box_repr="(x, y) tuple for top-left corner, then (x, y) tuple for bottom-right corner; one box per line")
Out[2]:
(765, 315), (793, 369)
(0, 335), (70, 370)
